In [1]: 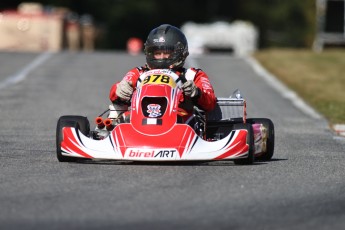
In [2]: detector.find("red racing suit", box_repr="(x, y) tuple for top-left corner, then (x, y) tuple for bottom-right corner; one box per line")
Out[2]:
(109, 66), (217, 118)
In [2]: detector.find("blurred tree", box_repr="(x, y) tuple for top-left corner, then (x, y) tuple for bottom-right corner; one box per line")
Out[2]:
(0, 0), (316, 49)
(238, 0), (315, 48)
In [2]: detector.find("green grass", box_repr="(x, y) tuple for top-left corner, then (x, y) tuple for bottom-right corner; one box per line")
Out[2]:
(254, 48), (345, 124)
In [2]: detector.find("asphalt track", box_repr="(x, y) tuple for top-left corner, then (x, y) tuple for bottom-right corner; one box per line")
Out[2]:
(0, 51), (345, 230)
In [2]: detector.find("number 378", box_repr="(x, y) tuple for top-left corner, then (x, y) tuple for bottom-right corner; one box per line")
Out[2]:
(143, 75), (170, 84)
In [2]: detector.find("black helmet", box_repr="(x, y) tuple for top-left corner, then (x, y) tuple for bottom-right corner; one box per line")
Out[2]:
(144, 24), (189, 69)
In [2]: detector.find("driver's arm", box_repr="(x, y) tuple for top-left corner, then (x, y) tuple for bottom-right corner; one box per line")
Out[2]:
(109, 67), (143, 103)
(193, 69), (217, 112)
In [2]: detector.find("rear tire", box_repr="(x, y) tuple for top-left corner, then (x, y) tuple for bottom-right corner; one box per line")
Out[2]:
(56, 116), (90, 162)
(247, 118), (275, 161)
(233, 123), (254, 165)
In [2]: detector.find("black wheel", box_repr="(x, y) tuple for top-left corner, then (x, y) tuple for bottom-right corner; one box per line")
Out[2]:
(233, 123), (255, 165)
(247, 118), (275, 161)
(56, 116), (90, 162)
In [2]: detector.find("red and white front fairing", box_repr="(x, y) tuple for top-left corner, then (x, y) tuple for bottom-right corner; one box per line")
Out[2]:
(60, 69), (250, 161)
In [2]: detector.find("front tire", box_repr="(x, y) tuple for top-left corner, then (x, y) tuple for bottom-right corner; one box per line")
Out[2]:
(233, 123), (255, 165)
(247, 118), (275, 161)
(56, 116), (90, 162)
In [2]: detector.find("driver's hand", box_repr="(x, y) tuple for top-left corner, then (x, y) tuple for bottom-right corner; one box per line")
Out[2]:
(182, 80), (200, 98)
(116, 80), (133, 102)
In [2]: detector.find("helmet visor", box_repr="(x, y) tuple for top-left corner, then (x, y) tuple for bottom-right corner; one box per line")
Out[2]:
(145, 42), (186, 69)
(145, 45), (175, 60)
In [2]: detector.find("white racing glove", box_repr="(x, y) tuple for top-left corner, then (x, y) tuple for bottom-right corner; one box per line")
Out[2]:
(116, 80), (133, 102)
(182, 80), (200, 98)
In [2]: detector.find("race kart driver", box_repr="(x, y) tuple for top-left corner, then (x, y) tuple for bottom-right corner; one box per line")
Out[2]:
(108, 24), (217, 124)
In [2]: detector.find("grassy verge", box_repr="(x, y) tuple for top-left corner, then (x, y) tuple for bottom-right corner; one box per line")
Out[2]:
(254, 48), (345, 125)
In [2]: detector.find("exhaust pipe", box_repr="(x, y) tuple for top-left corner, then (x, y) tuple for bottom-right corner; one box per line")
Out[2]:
(104, 118), (114, 131)
(95, 117), (105, 129)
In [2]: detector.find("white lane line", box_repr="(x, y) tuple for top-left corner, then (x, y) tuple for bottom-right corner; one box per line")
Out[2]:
(0, 52), (53, 90)
(245, 56), (323, 120)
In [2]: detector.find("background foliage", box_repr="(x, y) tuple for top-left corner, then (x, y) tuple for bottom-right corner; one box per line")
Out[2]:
(0, 0), (316, 49)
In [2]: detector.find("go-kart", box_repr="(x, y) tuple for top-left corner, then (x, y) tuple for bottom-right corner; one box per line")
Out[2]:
(56, 69), (274, 165)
